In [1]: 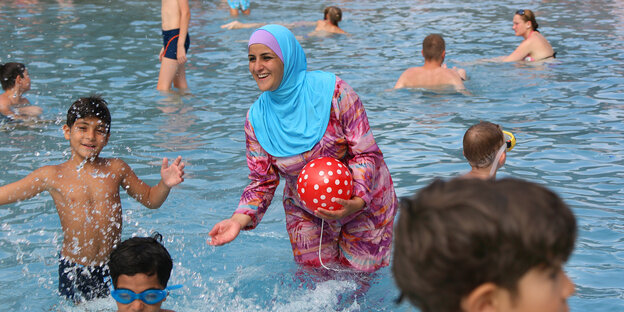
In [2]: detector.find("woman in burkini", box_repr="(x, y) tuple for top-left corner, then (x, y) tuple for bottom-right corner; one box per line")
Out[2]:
(503, 9), (555, 62)
(221, 6), (347, 35)
(208, 25), (397, 272)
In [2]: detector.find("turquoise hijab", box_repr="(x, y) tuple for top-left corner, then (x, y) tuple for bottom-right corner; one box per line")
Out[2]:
(248, 24), (336, 157)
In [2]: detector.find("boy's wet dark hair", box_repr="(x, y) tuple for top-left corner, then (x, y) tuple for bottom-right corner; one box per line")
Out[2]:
(422, 34), (445, 62)
(0, 62), (26, 90)
(109, 233), (173, 289)
(463, 121), (504, 168)
(66, 95), (111, 133)
(393, 178), (577, 312)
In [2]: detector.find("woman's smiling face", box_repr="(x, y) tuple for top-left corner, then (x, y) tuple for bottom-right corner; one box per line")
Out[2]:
(248, 44), (284, 92)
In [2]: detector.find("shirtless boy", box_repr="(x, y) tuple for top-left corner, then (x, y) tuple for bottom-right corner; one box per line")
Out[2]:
(0, 62), (42, 120)
(157, 0), (191, 91)
(0, 95), (185, 302)
(394, 34), (467, 91)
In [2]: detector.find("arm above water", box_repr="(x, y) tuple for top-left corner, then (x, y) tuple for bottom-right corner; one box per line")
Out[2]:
(0, 166), (54, 205)
(176, 0), (190, 64)
(503, 39), (532, 62)
(119, 156), (185, 209)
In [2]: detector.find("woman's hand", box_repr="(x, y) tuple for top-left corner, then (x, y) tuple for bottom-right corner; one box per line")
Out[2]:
(314, 196), (365, 221)
(207, 214), (252, 246)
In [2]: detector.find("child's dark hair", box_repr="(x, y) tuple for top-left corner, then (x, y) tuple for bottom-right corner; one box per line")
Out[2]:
(393, 178), (577, 312)
(66, 95), (111, 133)
(0, 62), (26, 90)
(109, 233), (173, 289)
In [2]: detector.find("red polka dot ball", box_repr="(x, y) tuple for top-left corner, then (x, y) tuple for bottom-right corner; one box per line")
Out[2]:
(296, 157), (353, 213)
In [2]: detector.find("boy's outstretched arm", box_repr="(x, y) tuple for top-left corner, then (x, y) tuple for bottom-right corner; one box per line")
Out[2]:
(0, 167), (52, 205)
(121, 156), (185, 209)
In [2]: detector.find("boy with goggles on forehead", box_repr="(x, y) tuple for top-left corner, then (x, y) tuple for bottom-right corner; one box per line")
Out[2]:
(109, 233), (181, 312)
(461, 121), (516, 180)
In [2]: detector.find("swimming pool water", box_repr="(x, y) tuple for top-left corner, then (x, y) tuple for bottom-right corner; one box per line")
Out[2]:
(1, 0), (623, 311)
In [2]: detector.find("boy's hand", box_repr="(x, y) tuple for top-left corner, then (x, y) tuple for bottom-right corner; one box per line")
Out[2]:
(161, 156), (185, 187)
(177, 48), (187, 64)
(314, 196), (365, 221)
(159, 47), (164, 62)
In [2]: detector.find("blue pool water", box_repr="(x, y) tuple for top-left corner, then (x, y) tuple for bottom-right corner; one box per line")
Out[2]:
(1, 0), (623, 311)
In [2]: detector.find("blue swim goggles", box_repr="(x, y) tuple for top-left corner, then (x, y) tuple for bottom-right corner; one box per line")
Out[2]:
(110, 282), (182, 305)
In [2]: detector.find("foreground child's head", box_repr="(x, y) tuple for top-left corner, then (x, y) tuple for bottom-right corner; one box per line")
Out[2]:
(0, 62), (30, 92)
(62, 95), (112, 160)
(463, 121), (505, 170)
(109, 233), (174, 312)
(422, 34), (445, 62)
(393, 178), (576, 312)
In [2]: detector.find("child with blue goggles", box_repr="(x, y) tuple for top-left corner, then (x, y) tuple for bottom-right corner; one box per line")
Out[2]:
(108, 233), (181, 310)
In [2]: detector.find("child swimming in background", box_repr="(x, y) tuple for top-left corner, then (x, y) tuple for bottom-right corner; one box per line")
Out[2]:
(0, 62), (42, 121)
(109, 233), (180, 312)
(394, 34), (466, 91)
(221, 6), (348, 35)
(461, 121), (514, 179)
(157, 0), (191, 91)
(0, 95), (185, 302)
(393, 178), (576, 312)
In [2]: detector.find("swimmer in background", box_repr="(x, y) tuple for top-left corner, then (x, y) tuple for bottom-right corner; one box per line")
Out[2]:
(0, 95), (185, 302)
(221, 6), (348, 35)
(227, 0), (250, 17)
(157, 0), (191, 91)
(461, 121), (514, 180)
(393, 34), (467, 91)
(502, 9), (555, 62)
(0, 62), (42, 121)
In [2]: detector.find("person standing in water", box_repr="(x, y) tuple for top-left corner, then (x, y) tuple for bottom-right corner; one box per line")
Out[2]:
(157, 0), (191, 91)
(208, 25), (397, 272)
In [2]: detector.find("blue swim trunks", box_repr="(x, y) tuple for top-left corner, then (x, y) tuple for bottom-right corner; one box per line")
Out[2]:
(162, 28), (190, 60)
(228, 0), (250, 10)
(58, 256), (110, 302)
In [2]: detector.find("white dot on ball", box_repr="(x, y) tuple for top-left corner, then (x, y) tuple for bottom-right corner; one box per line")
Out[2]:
(326, 161), (332, 166)
(338, 189), (343, 194)
(310, 163), (315, 167)
(328, 171), (333, 176)
(321, 203), (327, 207)
(301, 188), (305, 194)
(328, 206), (334, 210)
(347, 190), (351, 195)
(337, 163), (343, 168)
(299, 178), (302, 183)
(319, 171), (324, 176)
(335, 180), (340, 185)
(320, 195), (326, 200)
(313, 199), (318, 203)
(302, 200), (306, 205)
(327, 187), (332, 193)
(337, 169), (342, 174)
(346, 172), (350, 176)
(324, 178), (329, 184)
(314, 184), (319, 190)
(344, 180), (348, 186)
(331, 197), (336, 202)
(304, 174), (308, 180)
